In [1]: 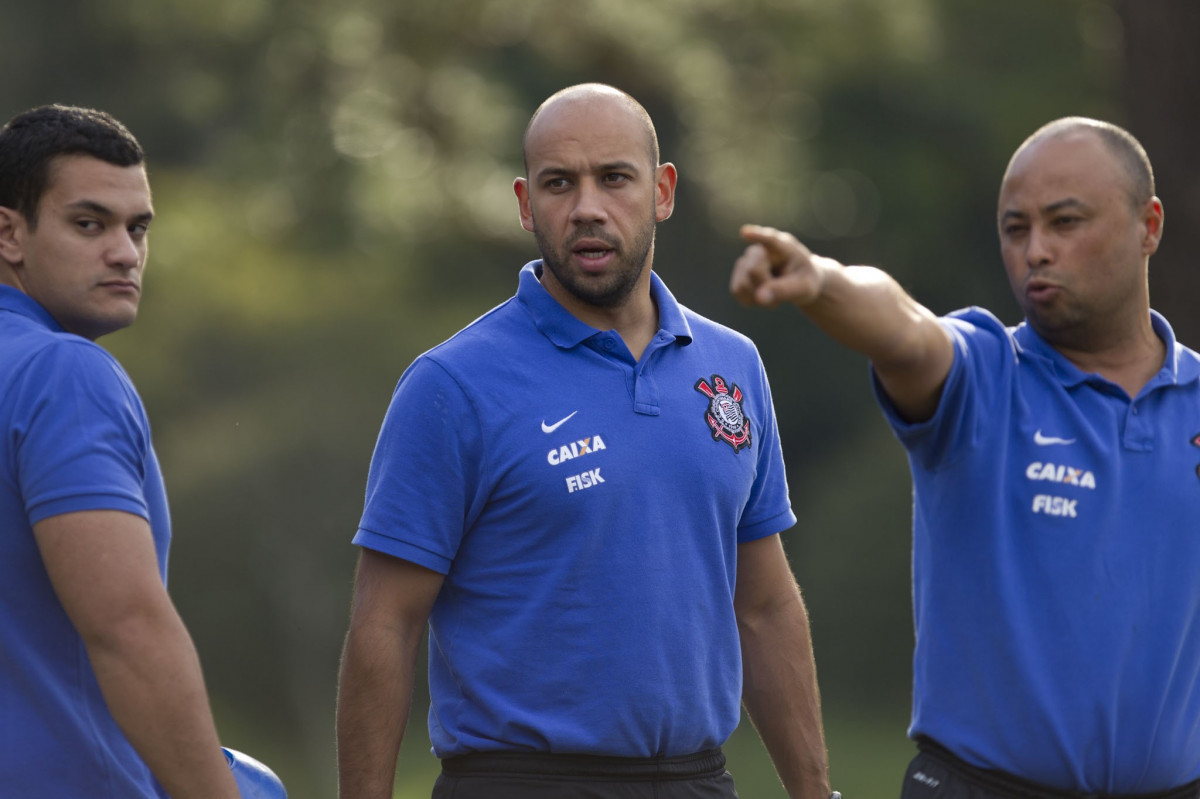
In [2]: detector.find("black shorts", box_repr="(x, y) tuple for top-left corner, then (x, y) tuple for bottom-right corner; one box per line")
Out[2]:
(900, 737), (1200, 799)
(432, 748), (739, 799)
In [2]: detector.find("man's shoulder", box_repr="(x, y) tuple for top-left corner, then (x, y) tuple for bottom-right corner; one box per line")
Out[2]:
(400, 295), (530, 389)
(0, 326), (144, 442)
(943, 306), (1013, 336)
(425, 296), (525, 358)
(0, 319), (126, 386)
(678, 304), (759, 354)
(937, 306), (1025, 366)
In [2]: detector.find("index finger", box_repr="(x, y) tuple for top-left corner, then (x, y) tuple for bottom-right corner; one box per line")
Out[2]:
(739, 224), (811, 265)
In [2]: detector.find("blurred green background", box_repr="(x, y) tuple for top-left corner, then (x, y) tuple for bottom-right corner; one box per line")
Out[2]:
(4, 0), (1198, 796)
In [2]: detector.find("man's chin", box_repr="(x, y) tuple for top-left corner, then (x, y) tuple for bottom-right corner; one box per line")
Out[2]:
(68, 311), (138, 341)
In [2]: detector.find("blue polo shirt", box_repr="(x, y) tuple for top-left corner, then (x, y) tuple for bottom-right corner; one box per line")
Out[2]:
(0, 286), (170, 797)
(877, 306), (1200, 793)
(356, 261), (796, 759)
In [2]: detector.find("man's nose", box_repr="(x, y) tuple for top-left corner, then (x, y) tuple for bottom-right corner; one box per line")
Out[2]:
(105, 230), (142, 270)
(1026, 224), (1053, 268)
(569, 179), (609, 226)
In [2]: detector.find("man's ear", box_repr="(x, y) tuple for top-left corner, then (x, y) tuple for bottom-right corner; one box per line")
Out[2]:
(1141, 196), (1164, 256)
(514, 178), (535, 233)
(654, 163), (678, 223)
(0, 207), (27, 267)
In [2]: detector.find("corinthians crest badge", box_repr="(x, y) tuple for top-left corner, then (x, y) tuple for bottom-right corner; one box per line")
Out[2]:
(695, 374), (752, 453)
(1193, 432), (1200, 481)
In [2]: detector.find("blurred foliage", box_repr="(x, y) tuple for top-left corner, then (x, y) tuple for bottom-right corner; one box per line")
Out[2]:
(1, 0), (1182, 796)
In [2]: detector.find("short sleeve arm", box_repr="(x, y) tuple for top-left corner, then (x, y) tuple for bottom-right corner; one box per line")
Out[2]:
(872, 307), (1015, 472)
(738, 355), (798, 543)
(354, 357), (487, 574)
(12, 342), (151, 525)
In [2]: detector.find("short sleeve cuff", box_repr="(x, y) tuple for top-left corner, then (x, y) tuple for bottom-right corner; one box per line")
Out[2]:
(28, 492), (148, 527)
(353, 528), (453, 574)
(737, 507), (798, 544)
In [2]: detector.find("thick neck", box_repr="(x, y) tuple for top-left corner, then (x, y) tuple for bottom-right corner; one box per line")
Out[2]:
(540, 265), (660, 361)
(1048, 313), (1166, 398)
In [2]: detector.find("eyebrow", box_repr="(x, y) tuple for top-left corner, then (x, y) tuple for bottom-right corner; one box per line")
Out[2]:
(66, 199), (154, 223)
(535, 160), (642, 182)
(999, 197), (1087, 224)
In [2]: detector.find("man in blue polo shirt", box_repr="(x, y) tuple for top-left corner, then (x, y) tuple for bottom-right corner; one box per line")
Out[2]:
(0, 105), (241, 797)
(337, 84), (835, 799)
(732, 118), (1200, 799)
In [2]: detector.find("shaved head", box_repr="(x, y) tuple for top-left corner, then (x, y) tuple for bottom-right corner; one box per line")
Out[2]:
(1004, 117), (1155, 210)
(522, 83), (660, 174)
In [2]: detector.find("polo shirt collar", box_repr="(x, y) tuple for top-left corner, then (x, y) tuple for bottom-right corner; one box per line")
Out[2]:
(0, 285), (64, 333)
(1012, 309), (1200, 388)
(516, 260), (693, 349)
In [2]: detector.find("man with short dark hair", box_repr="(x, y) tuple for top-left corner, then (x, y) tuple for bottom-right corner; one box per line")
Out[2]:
(0, 104), (241, 798)
(337, 83), (834, 799)
(732, 117), (1200, 798)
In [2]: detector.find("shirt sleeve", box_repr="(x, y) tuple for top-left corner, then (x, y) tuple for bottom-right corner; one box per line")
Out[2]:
(11, 340), (151, 525)
(871, 306), (1016, 472)
(736, 350), (798, 543)
(353, 356), (487, 574)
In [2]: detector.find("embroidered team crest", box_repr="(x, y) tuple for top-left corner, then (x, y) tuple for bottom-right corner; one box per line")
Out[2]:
(1192, 432), (1200, 481)
(695, 374), (752, 453)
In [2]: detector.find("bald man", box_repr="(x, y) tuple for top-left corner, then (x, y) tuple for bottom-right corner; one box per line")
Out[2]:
(337, 84), (834, 799)
(732, 118), (1200, 799)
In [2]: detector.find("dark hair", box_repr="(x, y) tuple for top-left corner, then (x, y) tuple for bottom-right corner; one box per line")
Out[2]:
(0, 105), (144, 226)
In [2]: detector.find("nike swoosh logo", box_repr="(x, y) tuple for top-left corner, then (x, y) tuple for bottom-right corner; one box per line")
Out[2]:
(1034, 430), (1076, 446)
(541, 411), (578, 434)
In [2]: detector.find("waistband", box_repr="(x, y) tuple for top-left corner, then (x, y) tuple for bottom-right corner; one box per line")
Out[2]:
(917, 737), (1200, 799)
(441, 747), (726, 781)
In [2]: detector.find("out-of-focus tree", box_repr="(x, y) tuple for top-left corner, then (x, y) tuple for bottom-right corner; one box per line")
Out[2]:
(1117, 0), (1200, 346)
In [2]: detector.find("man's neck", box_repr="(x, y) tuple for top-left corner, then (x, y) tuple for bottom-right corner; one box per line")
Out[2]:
(540, 267), (660, 361)
(567, 290), (659, 361)
(1048, 315), (1167, 398)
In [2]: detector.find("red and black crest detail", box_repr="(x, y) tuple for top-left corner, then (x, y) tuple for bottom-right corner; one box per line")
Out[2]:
(1192, 432), (1200, 481)
(695, 374), (752, 453)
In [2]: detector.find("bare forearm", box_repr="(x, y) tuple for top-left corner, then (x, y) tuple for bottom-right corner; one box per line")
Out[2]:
(87, 608), (238, 799)
(740, 597), (830, 799)
(337, 551), (443, 799)
(732, 225), (952, 420)
(802, 262), (943, 367)
(336, 622), (418, 799)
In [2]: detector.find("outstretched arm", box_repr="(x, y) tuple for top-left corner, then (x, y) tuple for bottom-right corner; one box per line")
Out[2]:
(337, 549), (444, 799)
(731, 224), (954, 422)
(35, 510), (240, 799)
(736, 533), (831, 799)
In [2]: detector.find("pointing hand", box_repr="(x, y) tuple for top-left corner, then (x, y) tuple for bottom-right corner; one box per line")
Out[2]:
(731, 224), (832, 309)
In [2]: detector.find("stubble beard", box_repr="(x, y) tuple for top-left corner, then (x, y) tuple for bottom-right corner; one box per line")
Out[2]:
(1023, 297), (1087, 340)
(535, 219), (656, 309)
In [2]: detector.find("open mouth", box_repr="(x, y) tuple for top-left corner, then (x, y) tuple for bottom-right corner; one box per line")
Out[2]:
(571, 241), (617, 271)
(576, 248), (611, 258)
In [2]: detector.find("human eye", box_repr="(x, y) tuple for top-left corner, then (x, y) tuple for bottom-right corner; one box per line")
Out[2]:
(544, 176), (571, 192)
(128, 223), (150, 239)
(75, 218), (102, 233)
(1051, 214), (1081, 228)
(603, 172), (631, 186)
(1001, 221), (1028, 238)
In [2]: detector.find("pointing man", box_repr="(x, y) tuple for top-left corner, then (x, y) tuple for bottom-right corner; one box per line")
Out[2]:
(732, 118), (1200, 798)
